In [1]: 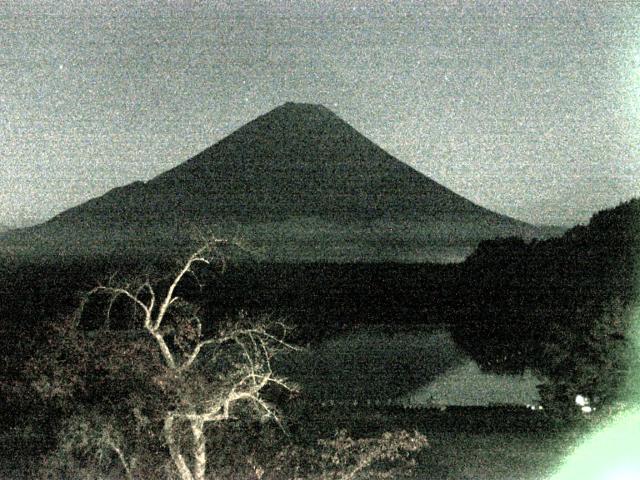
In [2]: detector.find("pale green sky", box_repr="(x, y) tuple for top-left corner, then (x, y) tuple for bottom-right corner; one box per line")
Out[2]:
(1, 0), (639, 227)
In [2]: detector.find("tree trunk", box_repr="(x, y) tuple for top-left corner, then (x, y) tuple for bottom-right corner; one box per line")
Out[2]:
(191, 418), (207, 480)
(164, 414), (195, 480)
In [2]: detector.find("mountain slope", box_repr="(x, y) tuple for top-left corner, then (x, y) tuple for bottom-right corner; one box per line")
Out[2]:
(4, 102), (557, 263)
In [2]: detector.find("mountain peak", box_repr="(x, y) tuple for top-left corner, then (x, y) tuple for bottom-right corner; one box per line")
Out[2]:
(8, 104), (552, 262)
(253, 102), (341, 128)
(280, 101), (329, 110)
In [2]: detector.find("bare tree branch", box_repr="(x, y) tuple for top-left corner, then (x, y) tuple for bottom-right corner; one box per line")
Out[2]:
(90, 286), (152, 325)
(72, 237), (299, 480)
(154, 251), (209, 332)
(103, 433), (134, 480)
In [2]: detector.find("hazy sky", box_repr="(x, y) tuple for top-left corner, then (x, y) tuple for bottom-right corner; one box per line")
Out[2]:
(2, 0), (639, 227)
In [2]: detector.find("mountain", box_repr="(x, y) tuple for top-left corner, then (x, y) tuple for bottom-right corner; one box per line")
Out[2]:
(2, 102), (559, 263)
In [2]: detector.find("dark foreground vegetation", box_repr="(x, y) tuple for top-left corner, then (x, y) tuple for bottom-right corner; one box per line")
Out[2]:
(0, 198), (638, 478)
(0, 401), (594, 479)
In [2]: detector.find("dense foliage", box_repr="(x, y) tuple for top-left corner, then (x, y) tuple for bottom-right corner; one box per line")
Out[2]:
(453, 198), (640, 415)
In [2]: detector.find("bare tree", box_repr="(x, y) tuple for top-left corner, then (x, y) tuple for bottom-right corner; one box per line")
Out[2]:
(29, 237), (430, 480)
(48, 238), (299, 480)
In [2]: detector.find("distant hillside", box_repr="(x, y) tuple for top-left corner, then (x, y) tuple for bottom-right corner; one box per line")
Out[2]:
(2, 102), (559, 263)
(467, 197), (640, 289)
(453, 197), (640, 375)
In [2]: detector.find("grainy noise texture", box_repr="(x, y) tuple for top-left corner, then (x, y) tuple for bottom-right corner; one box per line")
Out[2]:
(1, 0), (638, 227)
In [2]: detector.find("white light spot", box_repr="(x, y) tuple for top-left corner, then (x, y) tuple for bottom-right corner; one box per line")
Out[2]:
(575, 394), (589, 407)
